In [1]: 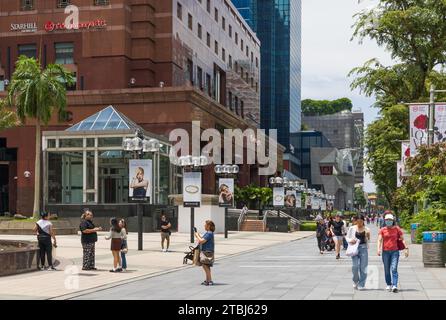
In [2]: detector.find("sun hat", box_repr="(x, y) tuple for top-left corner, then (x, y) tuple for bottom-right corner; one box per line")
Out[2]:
(384, 213), (394, 220)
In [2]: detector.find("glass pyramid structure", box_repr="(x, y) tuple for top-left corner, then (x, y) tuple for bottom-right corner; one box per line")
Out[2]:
(66, 105), (141, 132)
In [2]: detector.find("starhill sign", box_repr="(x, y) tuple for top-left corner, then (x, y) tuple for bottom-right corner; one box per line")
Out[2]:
(44, 19), (107, 32)
(10, 22), (37, 32)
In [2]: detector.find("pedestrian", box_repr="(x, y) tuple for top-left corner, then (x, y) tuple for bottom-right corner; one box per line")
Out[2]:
(316, 218), (326, 254)
(160, 213), (172, 252)
(194, 220), (215, 286)
(329, 213), (345, 259)
(79, 209), (102, 271)
(105, 217), (127, 273)
(33, 211), (57, 271)
(346, 215), (370, 290)
(119, 219), (128, 272)
(377, 213), (409, 293)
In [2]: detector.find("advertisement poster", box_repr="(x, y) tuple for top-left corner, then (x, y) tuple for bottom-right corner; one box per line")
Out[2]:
(311, 197), (320, 210)
(321, 199), (327, 211)
(397, 161), (403, 188)
(218, 178), (234, 208)
(401, 141), (410, 177)
(285, 190), (297, 208)
(273, 187), (285, 207)
(296, 193), (302, 209)
(183, 172), (202, 207)
(129, 159), (152, 202)
(434, 105), (446, 143)
(305, 195), (311, 209)
(409, 105), (429, 156)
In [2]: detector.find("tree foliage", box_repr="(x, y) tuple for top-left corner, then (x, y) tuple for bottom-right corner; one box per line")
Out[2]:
(0, 99), (18, 130)
(301, 98), (353, 116)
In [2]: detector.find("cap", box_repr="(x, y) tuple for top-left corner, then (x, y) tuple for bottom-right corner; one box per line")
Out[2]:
(384, 214), (394, 220)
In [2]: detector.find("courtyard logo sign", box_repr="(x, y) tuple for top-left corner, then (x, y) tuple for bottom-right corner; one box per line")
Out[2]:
(44, 19), (107, 32)
(10, 22), (37, 33)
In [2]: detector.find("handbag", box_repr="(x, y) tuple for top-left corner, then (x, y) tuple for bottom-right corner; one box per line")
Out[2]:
(346, 239), (360, 257)
(199, 251), (215, 265)
(396, 227), (406, 250)
(193, 247), (202, 266)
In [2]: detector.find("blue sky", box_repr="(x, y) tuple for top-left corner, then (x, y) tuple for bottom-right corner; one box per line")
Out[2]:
(301, 0), (393, 192)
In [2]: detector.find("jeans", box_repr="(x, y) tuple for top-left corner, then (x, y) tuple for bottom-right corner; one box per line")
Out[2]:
(121, 240), (127, 269)
(351, 244), (368, 287)
(316, 236), (324, 251)
(343, 237), (348, 250)
(382, 250), (400, 286)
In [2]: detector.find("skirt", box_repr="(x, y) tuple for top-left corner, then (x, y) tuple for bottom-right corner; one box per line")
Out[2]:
(111, 238), (122, 251)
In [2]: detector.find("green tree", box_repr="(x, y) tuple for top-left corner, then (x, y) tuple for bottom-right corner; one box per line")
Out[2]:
(6, 56), (74, 218)
(0, 99), (18, 130)
(354, 186), (367, 208)
(301, 98), (353, 116)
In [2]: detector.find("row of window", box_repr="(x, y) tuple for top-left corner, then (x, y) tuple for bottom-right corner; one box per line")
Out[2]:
(17, 42), (74, 64)
(20, 0), (109, 10)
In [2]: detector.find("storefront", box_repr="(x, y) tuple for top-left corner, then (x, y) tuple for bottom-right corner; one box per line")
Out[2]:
(42, 105), (180, 212)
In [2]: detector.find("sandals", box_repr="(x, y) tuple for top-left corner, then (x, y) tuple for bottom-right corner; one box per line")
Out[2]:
(201, 281), (214, 286)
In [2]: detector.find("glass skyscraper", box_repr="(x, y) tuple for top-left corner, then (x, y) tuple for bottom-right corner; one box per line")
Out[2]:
(232, 0), (302, 150)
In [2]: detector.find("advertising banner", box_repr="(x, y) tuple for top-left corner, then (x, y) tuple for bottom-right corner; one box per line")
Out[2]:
(183, 172), (202, 207)
(401, 141), (410, 177)
(129, 159), (152, 202)
(273, 187), (285, 207)
(285, 190), (297, 208)
(409, 105), (429, 156)
(397, 161), (403, 188)
(321, 199), (327, 211)
(305, 195), (311, 209)
(311, 197), (320, 210)
(218, 178), (234, 208)
(434, 105), (446, 143)
(296, 193), (302, 209)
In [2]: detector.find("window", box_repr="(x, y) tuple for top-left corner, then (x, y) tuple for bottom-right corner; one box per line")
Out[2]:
(55, 42), (74, 64)
(206, 73), (211, 96)
(241, 39), (244, 51)
(256, 57), (259, 68)
(240, 100), (244, 118)
(235, 62), (238, 72)
(197, 23), (202, 39)
(234, 96), (239, 114)
(222, 17), (226, 30)
(251, 52), (254, 63)
(246, 46), (249, 57)
(235, 32), (238, 45)
(206, 0), (211, 13)
(197, 66), (203, 90)
(229, 55), (232, 68)
(255, 82), (258, 92)
(207, 33), (211, 47)
(214, 41), (219, 55)
(214, 8), (218, 22)
(18, 44), (37, 58)
(177, 2), (182, 20)
(94, 0), (109, 5)
(228, 91), (233, 110)
(240, 67), (243, 77)
(57, 0), (71, 8)
(21, 0), (34, 10)
(229, 25), (232, 38)
(186, 59), (193, 85)
(188, 13), (193, 30)
(222, 48), (225, 62)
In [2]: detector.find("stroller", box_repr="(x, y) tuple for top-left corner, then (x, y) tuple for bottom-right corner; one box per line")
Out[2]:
(324, 229), (335, 251)
(183, 245), (199, 265)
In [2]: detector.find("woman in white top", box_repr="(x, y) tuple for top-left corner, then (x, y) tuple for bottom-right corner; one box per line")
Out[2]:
(33, 212), (57, 270)
(345, 215), (370, 290)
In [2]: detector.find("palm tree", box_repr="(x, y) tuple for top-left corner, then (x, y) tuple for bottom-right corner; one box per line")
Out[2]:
(0, 99), (18, 130)
(7, 56), (74, 218)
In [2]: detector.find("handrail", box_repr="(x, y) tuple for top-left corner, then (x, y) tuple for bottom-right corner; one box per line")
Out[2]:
(237, 208), (248, 231)
(264, 210), (302, 231)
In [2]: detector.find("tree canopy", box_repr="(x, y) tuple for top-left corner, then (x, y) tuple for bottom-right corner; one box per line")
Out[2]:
(301, 98), (353, 116)
(0, 99), (18, 130)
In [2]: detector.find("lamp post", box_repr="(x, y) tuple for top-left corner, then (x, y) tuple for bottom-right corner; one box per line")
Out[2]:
(269, 176), (285, 217)
(177, 155), (209, 243)
(122, 130), (161, 251)
(214, 164), (239, 239)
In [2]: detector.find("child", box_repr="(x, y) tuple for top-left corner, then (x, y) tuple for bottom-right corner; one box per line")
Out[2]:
(105, 218), (126, 273)
(119, 219), (128, 272)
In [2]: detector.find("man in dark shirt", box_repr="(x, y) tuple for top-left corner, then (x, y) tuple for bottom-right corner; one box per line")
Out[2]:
(160, 213), (172, 252)
(329, 213), (345, 260)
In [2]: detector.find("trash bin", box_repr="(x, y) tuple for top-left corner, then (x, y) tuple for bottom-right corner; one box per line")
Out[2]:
(411, 223), (420, 244)
(422, 231), (446, 268)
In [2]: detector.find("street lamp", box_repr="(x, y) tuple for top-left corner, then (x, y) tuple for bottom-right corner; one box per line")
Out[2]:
(214, 164), (239, 239)
(122, 130), (160, 251)
(269, 176), (286, 217)
(177, 155), (209, 243)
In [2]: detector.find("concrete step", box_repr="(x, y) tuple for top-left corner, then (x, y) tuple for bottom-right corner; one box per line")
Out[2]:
(240, 220), (265, 232)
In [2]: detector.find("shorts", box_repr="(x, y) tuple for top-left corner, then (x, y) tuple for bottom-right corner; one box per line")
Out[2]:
(161, 232), (170, 241)
(332, 236), (344, 242)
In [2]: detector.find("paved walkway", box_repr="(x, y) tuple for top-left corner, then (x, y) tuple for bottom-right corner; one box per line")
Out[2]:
(0, 230), (313, 300)
(73, 224), (446, 300)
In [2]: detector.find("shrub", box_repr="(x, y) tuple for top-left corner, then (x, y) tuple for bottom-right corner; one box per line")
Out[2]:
(411, 209), (446, 244)
(300, 222), (317, 231)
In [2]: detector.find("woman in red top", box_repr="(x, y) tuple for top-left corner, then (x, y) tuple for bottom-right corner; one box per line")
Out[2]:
(377, 212), (409, 293)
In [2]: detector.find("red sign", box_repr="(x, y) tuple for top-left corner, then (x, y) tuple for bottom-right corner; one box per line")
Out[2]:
(320, 166), (333, 176)
(44, 19), (107, 32)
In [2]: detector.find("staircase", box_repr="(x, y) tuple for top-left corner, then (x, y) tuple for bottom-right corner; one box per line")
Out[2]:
(240, 219), (265, 232)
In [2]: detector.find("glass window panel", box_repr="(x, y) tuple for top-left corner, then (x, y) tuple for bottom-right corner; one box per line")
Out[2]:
(159, 155), (170, 204)
(55, 42), (74, 64)
(59, 139), (83, 148)
(48, 153), (63, 203)
(47, 139), (56, 148)
(99, 150), (129, 203)
(98, 137), (123, 147)
(86, 138), (95, 147)
(103, 112), (123, 130)
(86, 151), (95, 190)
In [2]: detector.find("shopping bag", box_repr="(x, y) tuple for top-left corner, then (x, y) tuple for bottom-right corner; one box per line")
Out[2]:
(346, 240), (360, 257)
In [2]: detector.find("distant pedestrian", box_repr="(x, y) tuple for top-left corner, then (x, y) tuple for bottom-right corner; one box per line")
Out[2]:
(79, 209), (102, 271)
(316, 218), (326, 254)
(105, 218), (126, 273)
(194, 220), (215, 286)
(377, 213), (409, 293)
(330, 213), (345, 259)
(119, 219), (128, 272)
(34, 211), (57, 271)
(160, 213), (172, 252)
(346, 215), (370, 290)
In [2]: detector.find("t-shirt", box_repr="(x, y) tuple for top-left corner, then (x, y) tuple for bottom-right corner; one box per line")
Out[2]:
(80, 219), (98, 244)
(36, 219), (52, 236)
(160, 220), (171, 233)
(201, 231), (214, 252)
(330, 220), (344, 236)
(379, 227), (403, 251)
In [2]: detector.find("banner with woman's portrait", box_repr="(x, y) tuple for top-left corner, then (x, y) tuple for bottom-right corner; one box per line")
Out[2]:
(296, 193), (302, 209)
(129, 159), (152, 202)
(218, 178), (234, 207)
(285, 190), (297, 208)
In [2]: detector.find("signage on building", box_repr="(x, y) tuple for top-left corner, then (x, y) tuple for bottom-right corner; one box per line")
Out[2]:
(128, 159), (152, 203)
(44, 19), (107, 32)
(320, 166), (333, 176)
(10, 22), (37, 33)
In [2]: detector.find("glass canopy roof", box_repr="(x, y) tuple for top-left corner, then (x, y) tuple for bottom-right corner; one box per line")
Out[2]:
(66, 105), (142, 132)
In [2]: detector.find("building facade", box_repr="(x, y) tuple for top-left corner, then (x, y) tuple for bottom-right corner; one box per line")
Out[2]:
(231, 0), (302, 150)
(302, 110), (364, 184)
(0, 0), (281, 215)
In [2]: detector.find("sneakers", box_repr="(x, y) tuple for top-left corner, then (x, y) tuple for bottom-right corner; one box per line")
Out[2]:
(357, 286), (365, 291)
(336, 254), (340, 260)
(48, 266), (57, 271)
(391, 286), (398, 293)
(201, 281), (214, 286)
(353, 283), (358, 289)
(162, 249), (167, 253)
(386, 285), (392, 292)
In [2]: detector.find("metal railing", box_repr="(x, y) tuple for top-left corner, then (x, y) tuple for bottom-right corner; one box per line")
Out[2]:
(237, 208), (248, 231)
(264, 210), (302, 231)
